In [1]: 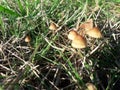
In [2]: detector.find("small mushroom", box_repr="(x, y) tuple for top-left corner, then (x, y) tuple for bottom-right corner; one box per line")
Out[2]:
(71, 35), (87, 49)
(25, 35), (31, 43)
(68, 29), (78, 40)
(86, 83), (97, 90)
(85, 27), (102, 38)
(49, 22), (58, 31)
(79, 19), (93, 30)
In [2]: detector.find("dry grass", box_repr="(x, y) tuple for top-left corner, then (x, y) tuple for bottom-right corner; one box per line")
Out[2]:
(0, 0), (120, 90)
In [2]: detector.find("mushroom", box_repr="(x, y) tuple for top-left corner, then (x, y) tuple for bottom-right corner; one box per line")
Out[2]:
(49, 22), (58, 31)
(68, 29), (78, 40)
(25, 35), (31, 43)
(86, 83), (97, 90)
(71, 35), (87, 49)
(85, 27), (102, 38)
(25, 35), (33, 48)
(79, 19), (93, 30)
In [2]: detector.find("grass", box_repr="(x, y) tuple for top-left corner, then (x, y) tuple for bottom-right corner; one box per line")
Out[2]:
(0, 0), (120, 90)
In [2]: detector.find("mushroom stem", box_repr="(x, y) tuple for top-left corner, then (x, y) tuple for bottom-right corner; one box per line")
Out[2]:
(28, 42), (33, 49)
(91, 38), (96, 50)
(77, 49), (84, 58)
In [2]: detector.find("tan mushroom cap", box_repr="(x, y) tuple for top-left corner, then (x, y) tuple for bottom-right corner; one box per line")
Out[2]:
(71, 35), (87, 49)
(49, 22), (58, 31)
(79, 19), (93, 30)
(25, 36), (31, 43)
(86, 83), (97, 90)
(85, 27), (102, 38)
(68, 30), (78, 40)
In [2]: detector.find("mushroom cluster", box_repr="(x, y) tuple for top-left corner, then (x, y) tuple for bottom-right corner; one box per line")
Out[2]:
(68, 19), (102, 49)
(79, 19), (102, 38)
(68, 29), (87, 49)
(48, 19), (102, 49)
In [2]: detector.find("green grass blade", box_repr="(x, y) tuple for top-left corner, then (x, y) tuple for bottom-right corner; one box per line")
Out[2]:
(60, 52), (85, 88)
(17, 0), (26, 16)
(0, 5), (19, 16)
(0, 15), (5, 37)
(67, 59), (84, 85)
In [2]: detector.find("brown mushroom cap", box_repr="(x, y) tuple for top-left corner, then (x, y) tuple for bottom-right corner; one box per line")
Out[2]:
(71, 35), (87, 49)
(79, 19), (93, 30)
(68, 30), (78, 40)
(25, 36), (31, 43)
(85, 27), (102, 38)
(49, 22), (58, 31)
